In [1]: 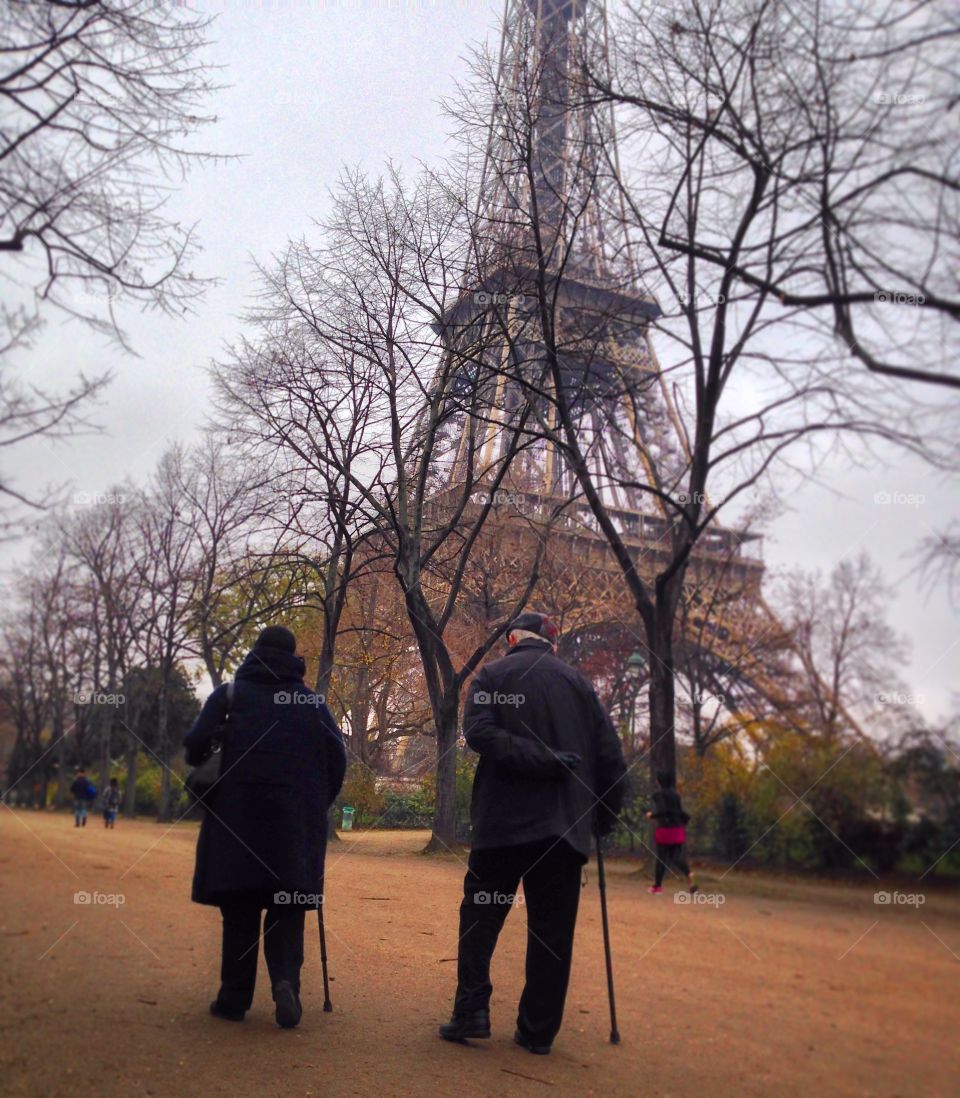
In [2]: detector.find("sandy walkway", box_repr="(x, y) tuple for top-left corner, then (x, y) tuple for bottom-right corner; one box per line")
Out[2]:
(1, 811), (956, 1097)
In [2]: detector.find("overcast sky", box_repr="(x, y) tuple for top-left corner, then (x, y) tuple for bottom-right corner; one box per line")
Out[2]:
(5, 1), (957, 724)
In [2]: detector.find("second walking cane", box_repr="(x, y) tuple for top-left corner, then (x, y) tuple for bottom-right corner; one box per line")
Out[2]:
(595, 831), (620, 1043)
(318, 887), (332, 1011)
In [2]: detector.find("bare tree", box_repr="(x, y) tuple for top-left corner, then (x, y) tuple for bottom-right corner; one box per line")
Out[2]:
(776, 554), (913, 742)
(214, 308), (386, 703)
(22, 543), (78, 807)
(1, 0), (220, 527)
(443, 0), (952, 786)
(0, 597), (53, 806)
(1, 0), (220, 349)
(172, 436), (304, 688)
(322, 574), (435, 769)
(56, 489), (144, 808)
(134, 450), (199, 820)
(595, 0), (960, 389)
(217, 166), (553, 846)
(914, 518), (960, 608)
(0, 548), (94, 808)
(0, 365), (107, 527)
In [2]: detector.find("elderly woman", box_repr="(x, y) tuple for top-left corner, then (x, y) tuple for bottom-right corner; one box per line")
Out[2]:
(184, 625), (346, 1029)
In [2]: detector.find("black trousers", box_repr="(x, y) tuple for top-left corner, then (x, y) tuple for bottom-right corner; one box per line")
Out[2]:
(217, 896), (306, 1012)
(655, 842), (691, 887)
(454, 838), (583, 1046)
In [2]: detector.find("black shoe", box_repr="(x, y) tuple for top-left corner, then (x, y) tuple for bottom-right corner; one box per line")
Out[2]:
(209, 999), (245, 1022)
(689, 883), (699, 894)
(438, 1008), (491, 1042)
(273, 980), (302, 1029)
(514, 1029), (552, 1055)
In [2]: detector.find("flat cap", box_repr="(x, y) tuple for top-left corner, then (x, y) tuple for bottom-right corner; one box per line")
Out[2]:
(508, 611), (559, 641)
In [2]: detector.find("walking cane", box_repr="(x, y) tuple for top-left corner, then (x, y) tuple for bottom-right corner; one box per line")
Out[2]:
(318, 891), (332, 1012)
(595, 827), (621, 1044)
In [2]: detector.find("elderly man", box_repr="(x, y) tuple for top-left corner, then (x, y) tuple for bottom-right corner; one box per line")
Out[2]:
(439, 612), (627, 1055)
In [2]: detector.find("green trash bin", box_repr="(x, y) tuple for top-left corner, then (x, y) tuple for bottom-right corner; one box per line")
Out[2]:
(341, 805), (355, 831)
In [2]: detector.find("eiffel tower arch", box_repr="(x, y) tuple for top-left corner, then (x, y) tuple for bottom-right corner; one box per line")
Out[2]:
(419, 0), (800, 761)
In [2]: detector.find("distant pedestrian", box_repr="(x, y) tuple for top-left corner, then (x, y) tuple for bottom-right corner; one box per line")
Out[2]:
(646, 770), (697, 894)
(70, 769), (96, 827)
(184, 625), (346, 1029)
(102, 778), (121, 829)
(439, 612), (627, 1056)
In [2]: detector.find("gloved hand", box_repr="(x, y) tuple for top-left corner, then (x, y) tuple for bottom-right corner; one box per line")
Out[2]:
(595, 808), (618, 837)
(550, 750), (582, 772)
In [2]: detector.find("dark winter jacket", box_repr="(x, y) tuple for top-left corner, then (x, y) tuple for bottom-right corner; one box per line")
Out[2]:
(70, 776), (95, 801)
(463, 639), (627, 862)
(183, 645), (347, 907)
(651, 788), (690, 828)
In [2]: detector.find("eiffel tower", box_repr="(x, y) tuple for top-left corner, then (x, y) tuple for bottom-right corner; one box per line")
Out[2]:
(417, 0), (801, 744)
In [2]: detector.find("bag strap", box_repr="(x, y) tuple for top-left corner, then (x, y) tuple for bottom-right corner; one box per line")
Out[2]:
(212, 682), (234, 753)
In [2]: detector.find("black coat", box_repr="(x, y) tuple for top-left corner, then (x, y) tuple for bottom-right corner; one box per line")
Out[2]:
(651, 788), (689, 828)
(70, 776), (94, 801)
(463, 639), (627, 861)
(183, 645), (347, 907)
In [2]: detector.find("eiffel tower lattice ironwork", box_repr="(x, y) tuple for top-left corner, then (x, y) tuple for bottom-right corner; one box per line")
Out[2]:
(419, 0), (812, 739)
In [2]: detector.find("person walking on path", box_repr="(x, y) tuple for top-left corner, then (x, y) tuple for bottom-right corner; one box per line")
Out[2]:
(184, 625), (346, 1029)
(439, 612), (627, 1056)
(102, 778), (121, 828)
(646, 770), (697, 895)
(70, 769), (96, 827)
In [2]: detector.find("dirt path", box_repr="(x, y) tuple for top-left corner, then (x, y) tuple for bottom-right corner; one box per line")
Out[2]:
(1, 811), (956, 1097)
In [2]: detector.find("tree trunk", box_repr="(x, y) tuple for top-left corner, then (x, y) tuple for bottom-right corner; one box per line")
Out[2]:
(55, 708), (68, 808)
(98, 706), (111, 812)
(156, 678), (172, 822)
(203, 637), (224, 689)
(123, 689), (145, 817)
(426, 694), (460, 851)
(692, 701), (707, 758)
(399, 581), (462, 851)
(350, 661), (371, 764)
(315, 648), (333, 701)
(124, 739), (138, 817)
(647, 608), (678, 782)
